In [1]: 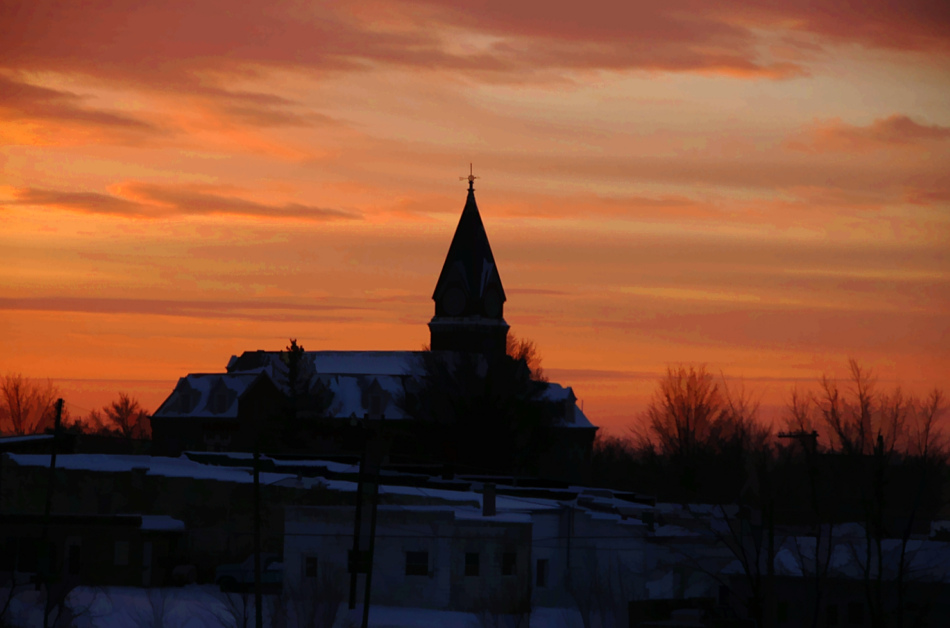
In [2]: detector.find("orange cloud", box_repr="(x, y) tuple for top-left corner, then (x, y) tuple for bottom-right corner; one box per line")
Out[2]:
(790, 115), (950, 153)
(3, 0), (945, 92)
(7, 184), (361, 222)
(0, 296), (369, 322)
(0, 74), (160, 143)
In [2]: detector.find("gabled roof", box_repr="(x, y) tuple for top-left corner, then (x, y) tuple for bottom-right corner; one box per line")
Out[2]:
(541, 382), (595, 429)
(153, 371), (272, 418)
(159, 349), (596, 428)
(432, 186), (506, 308)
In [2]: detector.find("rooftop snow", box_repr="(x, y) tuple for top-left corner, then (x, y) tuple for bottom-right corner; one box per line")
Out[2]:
(0, 434), (54, 446)
(137, 515), (186, 532)
(153, 372), (266, 418)
(4, 453), (297, 485)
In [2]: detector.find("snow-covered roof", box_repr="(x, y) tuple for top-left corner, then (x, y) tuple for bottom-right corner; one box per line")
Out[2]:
(159, 349), (598, 428)
(153, 371), (270, 419)
(137, 515), (186, 532)
(308, 351), (421, 375)
(228, 350), (419, 378)
(4, 453), (298, 485)
(0, 434), (54, 446)
(323, 373), (411, 419)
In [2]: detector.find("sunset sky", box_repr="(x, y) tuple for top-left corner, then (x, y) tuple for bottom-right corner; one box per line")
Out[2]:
(1, 0), (948, 434)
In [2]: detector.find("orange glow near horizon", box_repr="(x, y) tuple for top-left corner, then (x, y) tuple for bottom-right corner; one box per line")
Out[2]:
(1, 0), (948, 435)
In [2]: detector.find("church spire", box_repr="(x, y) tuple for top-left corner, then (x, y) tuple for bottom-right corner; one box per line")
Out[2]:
(429, 171), (509, 356)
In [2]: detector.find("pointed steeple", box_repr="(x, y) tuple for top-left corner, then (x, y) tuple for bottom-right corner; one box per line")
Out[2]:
(429, 174), (509, 356)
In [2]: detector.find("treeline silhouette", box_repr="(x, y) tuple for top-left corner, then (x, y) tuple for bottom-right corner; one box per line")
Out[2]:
(591, 360), (947, 536)
(0, 373), (150, 440)
(590, 362), (947, 628)
(593, 361), (946, 508)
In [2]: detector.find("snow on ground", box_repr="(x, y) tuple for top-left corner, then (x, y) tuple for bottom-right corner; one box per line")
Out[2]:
(2, 586), (584, 628)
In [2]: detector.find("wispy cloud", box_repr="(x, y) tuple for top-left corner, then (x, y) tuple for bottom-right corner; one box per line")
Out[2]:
(789, 115), (950, 153)
(0, 296), (369, 322)
(3, 0), (946, 90)
(6, 184), (361, 222)
(0, 74), (159, 135)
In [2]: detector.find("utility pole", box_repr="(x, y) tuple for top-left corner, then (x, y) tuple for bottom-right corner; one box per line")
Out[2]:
(361, 465), (380, 628)
(43, 399), (64, 520)
(253, 447), (263, 628)
(348, 410), (385, 627)
(348, 430), (366, 610)
(40, 399), (63, 628)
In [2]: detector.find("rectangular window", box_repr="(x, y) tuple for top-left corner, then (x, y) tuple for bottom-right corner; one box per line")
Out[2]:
(502, 552), (516, 576)
(465, 552), (480, 577)
(536, 559), (548, 587)
(304, 556), (318, 578)
(114, 541), (130, 567)
(777, 601), (789, 624)
(405, 551), (428, 576)
(67, 544), (81, 576)
(0, 538), (16, 571)
(847, 602), (864, 625)
(826, 604), (838, 626)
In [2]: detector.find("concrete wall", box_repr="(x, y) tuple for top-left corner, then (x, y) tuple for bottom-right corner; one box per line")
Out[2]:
(284, 505), (532, 613)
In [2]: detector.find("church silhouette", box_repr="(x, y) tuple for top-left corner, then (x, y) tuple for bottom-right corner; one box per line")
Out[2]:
(151, 180), (597, 481)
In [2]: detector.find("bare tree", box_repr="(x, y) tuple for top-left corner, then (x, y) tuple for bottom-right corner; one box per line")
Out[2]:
(0, 570), (30, 627)
(133, 588), (171, 628)
(814, 359), (897, 456)
(715, 379), (771, 453)
(212, 589), (253, 628)
(42, 581), (96, 628)
(809, 360), (948, 627)
(289, 565), (345, 628)
(506, 332), (546, 382)
(0, 374), (58, 436)
(639, 365), (770, 457)
(907, 389), (947, 460)
(645, 365), (723, 457)
(569, 550), (624, 628)
(103, 393), (151, 439)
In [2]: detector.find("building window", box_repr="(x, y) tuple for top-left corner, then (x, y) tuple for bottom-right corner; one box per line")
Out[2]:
(847, 602), (864, 625)
(777, 601), (789, 623)
(826, 604), (838, 626)
(67, 544), (81, 576)
(114, 541), (130, 567)
(405, 551), (428, 576)
(304, 556), (318, 578)
(536, 559), (548, 587)
(465, 552), (479, 577)
(502, 552), (516, 576)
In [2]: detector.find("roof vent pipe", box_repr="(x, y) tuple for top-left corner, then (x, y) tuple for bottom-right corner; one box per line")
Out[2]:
(483, 483), (496, 517)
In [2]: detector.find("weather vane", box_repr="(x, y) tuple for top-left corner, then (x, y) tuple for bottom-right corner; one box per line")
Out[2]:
(460, 163), (478, 191)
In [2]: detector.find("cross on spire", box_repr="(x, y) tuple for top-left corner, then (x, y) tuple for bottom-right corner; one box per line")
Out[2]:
(460, 163), (478, 191)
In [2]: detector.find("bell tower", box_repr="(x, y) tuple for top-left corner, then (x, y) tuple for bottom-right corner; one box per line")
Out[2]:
(429, 170), (509, 356)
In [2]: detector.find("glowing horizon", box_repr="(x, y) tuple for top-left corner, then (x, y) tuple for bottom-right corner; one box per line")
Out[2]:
(2, 0), (948, 434)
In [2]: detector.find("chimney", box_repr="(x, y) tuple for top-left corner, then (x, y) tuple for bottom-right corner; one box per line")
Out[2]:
(483, 483), (496, 517)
